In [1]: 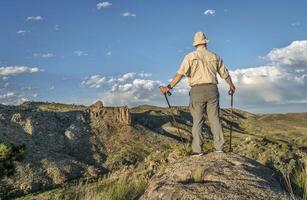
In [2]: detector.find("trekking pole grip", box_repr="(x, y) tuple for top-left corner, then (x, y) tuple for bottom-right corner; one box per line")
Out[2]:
(228, 90), (234, 96)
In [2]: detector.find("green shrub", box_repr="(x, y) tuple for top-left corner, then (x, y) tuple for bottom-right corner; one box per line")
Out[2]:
(0, 140), (26, 178)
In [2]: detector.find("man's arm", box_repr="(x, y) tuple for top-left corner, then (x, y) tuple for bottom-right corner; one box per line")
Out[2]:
(225, 75), (236, 93)
(160, 73), (184, 94)
(217, 57), (236, 93)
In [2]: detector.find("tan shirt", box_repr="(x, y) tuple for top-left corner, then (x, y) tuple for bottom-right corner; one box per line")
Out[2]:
(177, 48), (230, 86)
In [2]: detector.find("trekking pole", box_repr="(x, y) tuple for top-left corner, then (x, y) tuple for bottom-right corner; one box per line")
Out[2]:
(228, 90), (234, 152)
(159, 87), (186, 145)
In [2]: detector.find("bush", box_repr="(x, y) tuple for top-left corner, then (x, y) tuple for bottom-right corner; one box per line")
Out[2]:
(0, 140), (26, 178)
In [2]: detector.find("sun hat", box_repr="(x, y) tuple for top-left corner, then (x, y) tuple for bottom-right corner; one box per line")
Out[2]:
(193, 32), (209, 46)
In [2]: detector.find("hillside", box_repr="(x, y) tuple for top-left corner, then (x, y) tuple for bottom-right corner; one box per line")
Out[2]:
(0, 101), (306, 199)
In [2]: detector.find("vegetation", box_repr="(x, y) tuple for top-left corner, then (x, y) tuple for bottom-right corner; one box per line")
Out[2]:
(0, 140), (26, 198)
(0, 140), (26, 178)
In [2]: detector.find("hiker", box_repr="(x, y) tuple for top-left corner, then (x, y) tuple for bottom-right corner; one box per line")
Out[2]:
(160, 32), (236, 155)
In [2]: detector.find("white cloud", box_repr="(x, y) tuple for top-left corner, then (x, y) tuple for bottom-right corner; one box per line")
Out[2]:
(0, 92), (15, 99)
(102, 78), (162, 106)
(0, 91), (30, 105)
(81, 72), (161, 105)
(97, 1), (112, 9)
(118, 72), (137, 82)
(26, 16), (44, 21)
(81, 72), (152, 89)
(81, 75), (106, 88)
(33, 53), (55, 58)
(16, 30), (30, 35)
(122, 12), (136, 17)
(74, 50), (88, 56)
(204, 9), (216, 16)
(266, 40), (307, 66)
(0, 66), (44, 76)
(215, 41), (307, 112)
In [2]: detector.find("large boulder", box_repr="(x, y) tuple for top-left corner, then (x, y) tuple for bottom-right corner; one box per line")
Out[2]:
(140, 152), (288, 200)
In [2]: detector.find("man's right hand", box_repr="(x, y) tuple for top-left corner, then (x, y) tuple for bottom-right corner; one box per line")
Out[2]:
(160, 86), (170, 94)
(229, 84), (236, 94)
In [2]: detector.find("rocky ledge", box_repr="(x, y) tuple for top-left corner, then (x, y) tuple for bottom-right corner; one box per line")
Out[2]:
(140, 152), (288, 200)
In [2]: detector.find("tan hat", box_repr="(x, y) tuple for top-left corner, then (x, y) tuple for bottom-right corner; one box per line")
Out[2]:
(193, 32), (209, 46)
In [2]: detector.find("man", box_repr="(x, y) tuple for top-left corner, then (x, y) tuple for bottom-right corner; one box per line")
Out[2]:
(160, 32), (236, 156)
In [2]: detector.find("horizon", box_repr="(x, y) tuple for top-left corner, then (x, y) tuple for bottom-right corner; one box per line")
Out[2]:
(2, 100), (307, 115)
(1, 0), (307, 113)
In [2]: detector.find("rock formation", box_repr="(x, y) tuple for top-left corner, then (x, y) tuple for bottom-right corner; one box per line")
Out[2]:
(140, 152), (288, 200)
(87, 101), (131, 125)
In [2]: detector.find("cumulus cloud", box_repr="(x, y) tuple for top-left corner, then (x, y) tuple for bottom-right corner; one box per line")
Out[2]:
(81, 75), (106, 88)
(266, 40), (307, 66)
(122, 12), (136, 17)
(33, 53), (55, 58)
(81, 72), (151, 89)
(102, 79), (162, 106)
(97, 1), (112, 9)
(26, 16), (44, 21)
(81, 72), (161, 106)
(74, 50), (88, 57)
(0, 66), (44, 76)
(217, 41), (307, 112)
(204, 9), (216, 16)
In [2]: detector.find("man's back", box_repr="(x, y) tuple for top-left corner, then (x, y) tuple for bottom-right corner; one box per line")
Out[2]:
(177, 48), (229, 86)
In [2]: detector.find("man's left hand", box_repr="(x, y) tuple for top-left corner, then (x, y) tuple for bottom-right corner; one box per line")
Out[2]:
(160, 86), (170, 94)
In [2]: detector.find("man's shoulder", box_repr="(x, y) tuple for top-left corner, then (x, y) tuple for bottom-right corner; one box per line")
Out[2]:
(185, 51), (198, 59)
(205, 49), (221, 60)
(185, 49), (221, 60)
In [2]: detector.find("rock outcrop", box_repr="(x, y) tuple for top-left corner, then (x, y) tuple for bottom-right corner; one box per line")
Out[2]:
(0, 105), (107, 193)
(140, 152), (288, 200)
(87, 101), (131, 125)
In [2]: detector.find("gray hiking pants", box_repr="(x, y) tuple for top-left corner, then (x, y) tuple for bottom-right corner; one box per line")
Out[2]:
(189, 84), (224, 153)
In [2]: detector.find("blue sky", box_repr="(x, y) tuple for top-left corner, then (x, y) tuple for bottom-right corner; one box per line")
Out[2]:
(0, 0), (307, 113)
